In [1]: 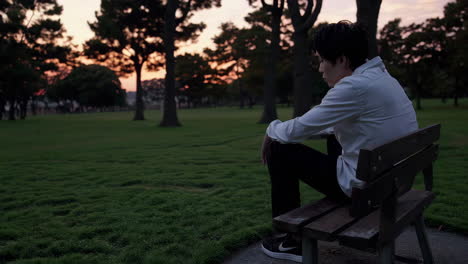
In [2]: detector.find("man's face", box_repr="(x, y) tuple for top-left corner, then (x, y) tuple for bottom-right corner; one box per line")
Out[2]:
(316, 53), (353, 87)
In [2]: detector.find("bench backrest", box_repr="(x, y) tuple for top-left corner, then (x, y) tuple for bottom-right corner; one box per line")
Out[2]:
(350, 124), (441, 217)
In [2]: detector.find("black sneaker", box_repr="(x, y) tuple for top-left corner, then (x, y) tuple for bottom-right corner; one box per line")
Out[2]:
(261, 234), (302, 262)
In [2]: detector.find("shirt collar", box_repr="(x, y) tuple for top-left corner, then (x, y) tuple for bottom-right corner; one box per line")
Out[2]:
(352, 56), (385, 75)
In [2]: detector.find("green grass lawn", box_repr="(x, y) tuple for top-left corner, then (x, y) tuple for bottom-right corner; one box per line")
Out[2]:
(1, 99), (467, 264)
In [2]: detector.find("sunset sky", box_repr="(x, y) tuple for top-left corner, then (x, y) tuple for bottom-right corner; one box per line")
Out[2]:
(56, 0), (451, 91)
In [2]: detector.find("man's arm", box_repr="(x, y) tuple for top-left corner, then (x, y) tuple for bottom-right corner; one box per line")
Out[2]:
(307, 127), (334, 140)
(266, 79), (363, 143)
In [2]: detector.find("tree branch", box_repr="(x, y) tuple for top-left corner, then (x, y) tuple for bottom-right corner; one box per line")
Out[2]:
(20, 0), (37, 43)
(287, 0), (301, 28)
(261, 0), (274, 12)
(303, 0), (313, 21)
(279, 0), (285, 10)
(176, 0), (192, 27)
(300, 0), (322, 33)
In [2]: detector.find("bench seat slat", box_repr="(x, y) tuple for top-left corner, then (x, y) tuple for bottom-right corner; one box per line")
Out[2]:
(302, 206), (357, 241)
(337, 189), (435, 251)
(273, 197), (343, 233)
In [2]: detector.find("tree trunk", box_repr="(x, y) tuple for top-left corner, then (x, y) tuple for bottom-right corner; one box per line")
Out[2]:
(454, 76), (459, 107)
(416, 92), (421, 110)
(133, 63), (145, 120)
(8, 100), (15, 120)
(415, 72), (423, 110)
(160, 0), (181, 127)
(236, 61), (245, 109)
(0, 99), (4, 120)
(287, 0), (322, 117)
(239, 87), (245, 109)
(31, 97), (37, 115)
(258, 3), (282, 124)
(292, 31), (314, 117)
(356, 0), (382, 59)
(415, 82), (422, 110)
(20, 99), (27, 119)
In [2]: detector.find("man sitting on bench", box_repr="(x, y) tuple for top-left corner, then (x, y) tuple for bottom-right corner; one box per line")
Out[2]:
(260, 21), (419, 262)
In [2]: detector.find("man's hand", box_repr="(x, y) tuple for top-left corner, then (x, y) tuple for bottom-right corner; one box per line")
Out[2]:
(261, 135), (273, 165)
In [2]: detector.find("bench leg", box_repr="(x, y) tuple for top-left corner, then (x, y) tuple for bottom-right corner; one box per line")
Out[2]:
(378, 241), (395, 264)
(302, 237), (318, 264)
(415, 214), (434, 264)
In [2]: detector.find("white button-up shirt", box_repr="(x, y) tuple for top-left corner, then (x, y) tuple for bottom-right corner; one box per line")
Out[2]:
(266, 56), (418, 197)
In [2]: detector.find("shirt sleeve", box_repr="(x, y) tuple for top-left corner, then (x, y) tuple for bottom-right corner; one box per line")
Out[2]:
(266, 78), (363, 143)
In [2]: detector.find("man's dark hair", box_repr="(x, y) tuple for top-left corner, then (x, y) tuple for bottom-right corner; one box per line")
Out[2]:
(313, 21), (368, 70)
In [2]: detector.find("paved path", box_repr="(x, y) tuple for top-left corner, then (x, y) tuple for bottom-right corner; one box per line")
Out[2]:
(223, 227), (468, 264)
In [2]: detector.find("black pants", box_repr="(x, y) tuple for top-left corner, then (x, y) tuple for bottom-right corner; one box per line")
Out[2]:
(265, 136), (349, 218)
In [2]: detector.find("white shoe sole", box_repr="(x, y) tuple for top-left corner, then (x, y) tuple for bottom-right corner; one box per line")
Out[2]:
(261, 244), (302, 263)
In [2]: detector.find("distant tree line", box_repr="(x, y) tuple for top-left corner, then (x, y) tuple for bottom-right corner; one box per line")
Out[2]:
(1, 0), (465, 124)
(379, 0), (467, 110)
(0, 0), (72, 120)
(0, 0), (127, 120)
(48, 64), (127, 111)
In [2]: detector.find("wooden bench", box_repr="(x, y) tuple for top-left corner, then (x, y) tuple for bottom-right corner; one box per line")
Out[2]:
(273, 124), (441, 264)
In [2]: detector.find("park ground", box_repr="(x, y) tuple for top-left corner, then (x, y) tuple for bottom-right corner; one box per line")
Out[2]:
(1, 99), (467, 264)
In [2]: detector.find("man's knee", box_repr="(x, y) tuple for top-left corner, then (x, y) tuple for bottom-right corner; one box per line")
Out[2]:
(266, 141), (292, 164)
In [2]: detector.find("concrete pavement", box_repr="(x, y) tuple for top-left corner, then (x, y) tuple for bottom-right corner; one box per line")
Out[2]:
(222, 227), (468, 264)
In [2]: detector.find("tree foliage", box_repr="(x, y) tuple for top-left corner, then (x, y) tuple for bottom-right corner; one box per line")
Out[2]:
(379, 0), (467, 109)
(175, 53), (213, 107)
(443, 0), (468, 106)
(0, 0), (71, 120)
(204, 7), (296, 109)
(85, 0), (165, 120)
(50, 64), (126, 109)
(205, 20), (269, 108)
(204, 22), (252, 106)
(243, 7), (294, 105)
